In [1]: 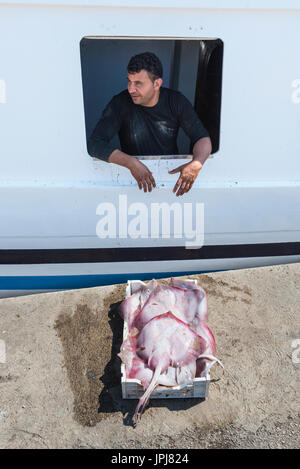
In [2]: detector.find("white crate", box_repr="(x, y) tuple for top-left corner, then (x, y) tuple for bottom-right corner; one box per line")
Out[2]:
(121, 279), (210, 400)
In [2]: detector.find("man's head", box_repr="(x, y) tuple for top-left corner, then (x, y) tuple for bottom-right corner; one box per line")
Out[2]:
(127, 52), (163, 107)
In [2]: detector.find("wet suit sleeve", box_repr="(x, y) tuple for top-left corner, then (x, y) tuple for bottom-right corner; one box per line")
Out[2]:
(87, 97), (121, 162)
(177, 93), (209, 146)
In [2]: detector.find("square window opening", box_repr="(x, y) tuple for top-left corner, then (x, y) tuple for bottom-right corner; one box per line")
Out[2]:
(80, 37), (223, 159)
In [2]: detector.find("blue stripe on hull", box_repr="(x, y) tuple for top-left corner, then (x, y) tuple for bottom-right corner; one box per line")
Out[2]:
(0, 271), (220, 290)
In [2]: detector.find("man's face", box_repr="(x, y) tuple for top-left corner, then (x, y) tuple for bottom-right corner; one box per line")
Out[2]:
(127, 69), (162, 106)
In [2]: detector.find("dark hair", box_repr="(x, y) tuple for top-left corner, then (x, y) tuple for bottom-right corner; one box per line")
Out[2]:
(127, 52), (163, 82)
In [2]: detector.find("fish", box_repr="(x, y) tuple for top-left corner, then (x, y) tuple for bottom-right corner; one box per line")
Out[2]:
(133, 311), (211, 424)
(118, 278), (223, 426)
(170, 276), (208, 322)
(119, 330), (153, 389)
(134, 281), (207, 331)
(119, 279), (157, 330)
(119, 328), (198, 388)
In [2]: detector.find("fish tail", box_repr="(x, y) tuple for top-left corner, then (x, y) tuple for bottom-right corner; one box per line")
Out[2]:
(197, 354), (224, 377)
(133, 364), (162, 427)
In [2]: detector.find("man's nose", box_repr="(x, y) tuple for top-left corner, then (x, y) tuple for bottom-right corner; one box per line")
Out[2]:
(128, 83), (137, 94)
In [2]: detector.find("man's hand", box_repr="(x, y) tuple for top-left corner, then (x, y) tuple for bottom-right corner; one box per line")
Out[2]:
(128, 158), (156, 193)
(168, 160), (203, 196)
(108, 150), (156, 192)
(168, 137), (211, 196)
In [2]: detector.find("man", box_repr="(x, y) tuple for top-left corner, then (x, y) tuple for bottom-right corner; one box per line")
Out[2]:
(88, 52), (212, 196)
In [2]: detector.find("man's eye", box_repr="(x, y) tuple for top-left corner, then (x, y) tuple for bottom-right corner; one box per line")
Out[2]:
(127, 81), (142, 86)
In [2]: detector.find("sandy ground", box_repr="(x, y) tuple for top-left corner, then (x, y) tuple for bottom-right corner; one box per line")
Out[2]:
(0, 264), (299, 449)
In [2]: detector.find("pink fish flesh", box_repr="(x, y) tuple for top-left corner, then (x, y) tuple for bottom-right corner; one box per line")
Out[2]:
(134, 282), (207, 331)
(118, 278), (223, 426)
(119, 331), (153, 389)
(119, 279), (158, 330)
(133, 311), (212, 424)
(119, 329), (198, 388)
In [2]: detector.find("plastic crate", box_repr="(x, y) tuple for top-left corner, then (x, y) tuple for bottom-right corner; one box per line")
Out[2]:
(121, 279), (210, 399)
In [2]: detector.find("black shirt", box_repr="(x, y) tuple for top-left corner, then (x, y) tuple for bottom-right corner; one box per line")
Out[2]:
(87, 87), (209, 162)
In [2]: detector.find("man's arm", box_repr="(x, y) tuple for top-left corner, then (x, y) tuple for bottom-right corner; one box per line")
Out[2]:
(87, 97), (122, 162)
(169, 137), (212, 196)
(109, 150), (156, 193)
(191, 136), (212, 166)
(169, 92), (212, 196)
(88, 97), (155, 192)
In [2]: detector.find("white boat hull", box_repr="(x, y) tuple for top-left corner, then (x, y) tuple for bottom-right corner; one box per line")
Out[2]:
(0, 2), (299, 297)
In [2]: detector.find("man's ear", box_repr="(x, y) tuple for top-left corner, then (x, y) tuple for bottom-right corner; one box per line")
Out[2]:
(154, 78), (163, 90)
